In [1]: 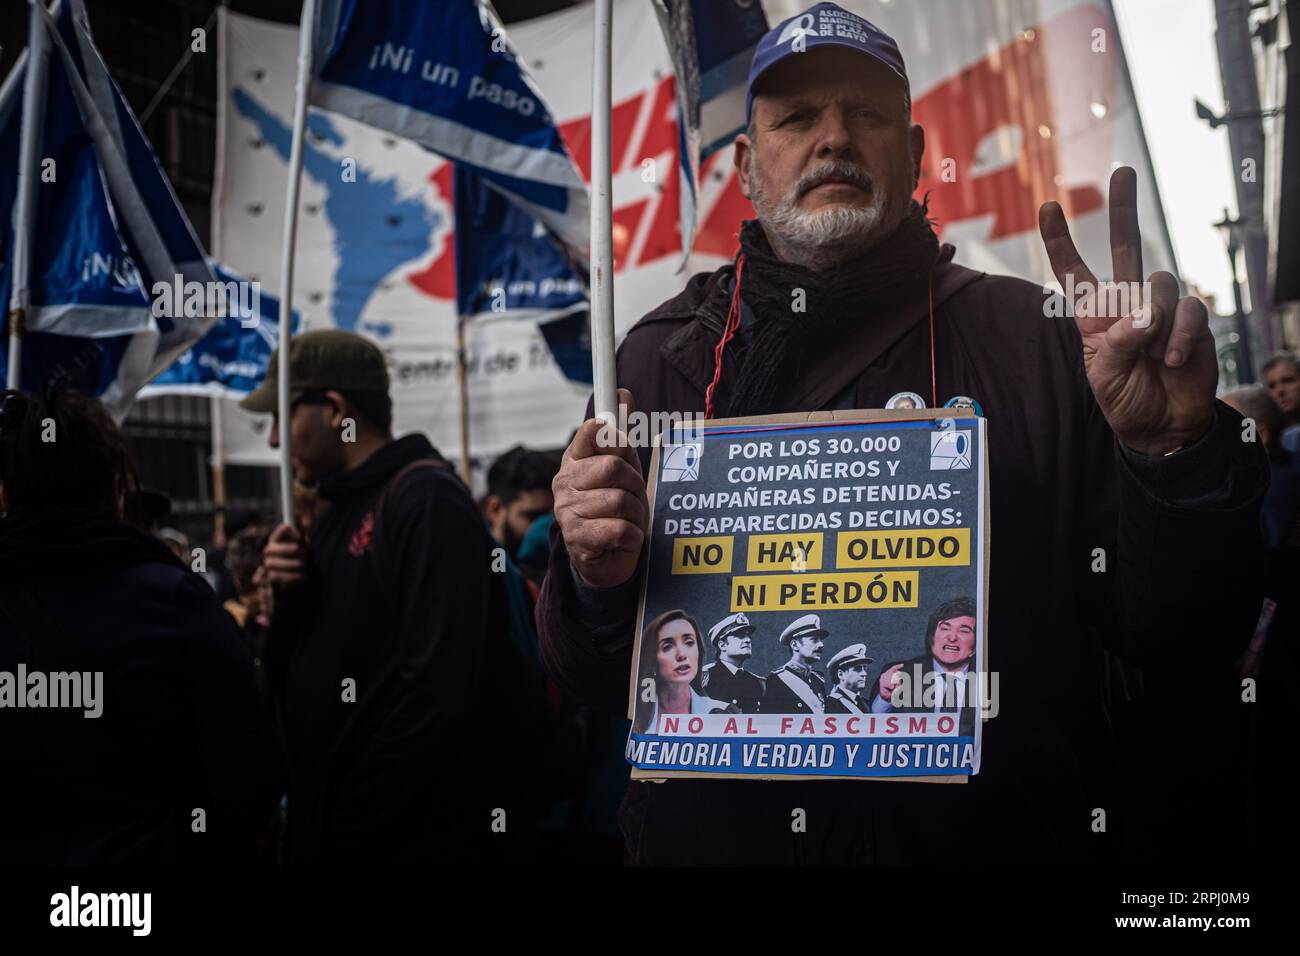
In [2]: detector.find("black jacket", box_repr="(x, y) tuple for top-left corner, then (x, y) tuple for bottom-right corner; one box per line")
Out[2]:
(536, 248), (1268, 865)
(270, 434), (511, 864)
(0, 510), (277, 864)
(872, 654), (979, 736)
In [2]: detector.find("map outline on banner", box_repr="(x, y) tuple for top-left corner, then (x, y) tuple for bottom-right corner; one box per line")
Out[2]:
(627, 408), (989, 783)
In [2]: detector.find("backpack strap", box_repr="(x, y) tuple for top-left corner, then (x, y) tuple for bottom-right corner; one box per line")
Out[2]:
(366, 457), (540, 662)
(367, 457), (453, 613)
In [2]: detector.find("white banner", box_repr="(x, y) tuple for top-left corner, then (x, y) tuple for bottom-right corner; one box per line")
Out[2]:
(213, 9), (600, 464)
(212, 0), (1173, 466)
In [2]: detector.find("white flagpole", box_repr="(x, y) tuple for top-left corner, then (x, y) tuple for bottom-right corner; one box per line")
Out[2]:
(7, 1), (52, 391)
(275, 0), (319, 523)
(210, 394), (227, 548)
(455, 314), (472, 486)
(589, 0), (617, 421)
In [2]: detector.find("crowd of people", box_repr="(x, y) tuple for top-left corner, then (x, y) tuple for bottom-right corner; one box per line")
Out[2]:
(1, 2), (1297, 868)
(0, 349), (631, 865)
(1, 343), (1295, 866)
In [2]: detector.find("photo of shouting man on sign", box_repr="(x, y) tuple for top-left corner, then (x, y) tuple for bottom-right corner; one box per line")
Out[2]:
(872, 597), (979, 737)
(540, 2), (1267, 866)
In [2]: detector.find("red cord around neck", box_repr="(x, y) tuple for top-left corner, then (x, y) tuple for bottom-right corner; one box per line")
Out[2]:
(704, 253), (745, 420)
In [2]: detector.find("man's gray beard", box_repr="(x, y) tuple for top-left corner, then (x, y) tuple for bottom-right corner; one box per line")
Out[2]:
(749, 161), (888, 270)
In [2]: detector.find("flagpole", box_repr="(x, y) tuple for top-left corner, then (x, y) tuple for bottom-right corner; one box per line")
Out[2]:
(589, 0), (617, 421)
(455, 315), (472, 486)
(275, 0), (318, 523)
(210, 395), (227, 549)
(7, 0), (52, 391)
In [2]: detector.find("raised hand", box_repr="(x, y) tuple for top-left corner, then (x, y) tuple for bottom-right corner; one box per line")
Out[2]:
(1039, 167), (1217, 456)
(878, 662), (904, 703)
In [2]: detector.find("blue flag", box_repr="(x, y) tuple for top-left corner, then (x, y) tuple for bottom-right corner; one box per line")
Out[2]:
(653, 0), (768, 264)
(535, 309), (594, 386)
(0, 0), (215, 415)
(452, 163), (586, 317)
(452, 163), (590, 384)
(312, 0), (588, 262)
(143, 264), (299, 397)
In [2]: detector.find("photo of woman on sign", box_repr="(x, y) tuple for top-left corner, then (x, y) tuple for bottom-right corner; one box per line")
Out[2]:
(633, 609), (733, 733)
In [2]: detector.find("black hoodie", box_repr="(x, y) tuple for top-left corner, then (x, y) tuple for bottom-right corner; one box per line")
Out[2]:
(269, 434), (512, 864)
(0, 510), (278, 864)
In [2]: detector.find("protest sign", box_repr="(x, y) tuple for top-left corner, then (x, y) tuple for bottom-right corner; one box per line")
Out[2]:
(628, 408), (989, 782)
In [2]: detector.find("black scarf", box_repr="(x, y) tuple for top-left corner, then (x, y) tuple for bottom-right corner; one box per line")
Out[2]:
(715, 200), (940, 418)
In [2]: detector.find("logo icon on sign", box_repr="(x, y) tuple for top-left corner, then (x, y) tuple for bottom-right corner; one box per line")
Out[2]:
(662, 443), (702, 482)
(930, 430), (971, 470)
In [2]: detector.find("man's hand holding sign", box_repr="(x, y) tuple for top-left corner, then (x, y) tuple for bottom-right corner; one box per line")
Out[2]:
(1039, 166), (1218, 457)
(554, 387), (649, 589)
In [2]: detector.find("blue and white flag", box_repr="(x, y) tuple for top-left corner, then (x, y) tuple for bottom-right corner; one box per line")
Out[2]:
(142, 264), (299, 398)
(0, 0), (216, 415)
(652, 0), (767, 265)
(452, 163), (590, 384)
(311, 0), (589, 262)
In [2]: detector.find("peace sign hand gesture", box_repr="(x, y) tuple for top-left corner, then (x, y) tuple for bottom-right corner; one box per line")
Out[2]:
(1038, 167), (1217, 456)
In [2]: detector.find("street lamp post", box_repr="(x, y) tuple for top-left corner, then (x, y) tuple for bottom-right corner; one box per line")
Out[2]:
(1214, 209), (1256, 384)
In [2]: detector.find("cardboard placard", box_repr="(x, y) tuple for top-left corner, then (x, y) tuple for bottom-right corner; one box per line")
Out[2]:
(627, 408), (990, 783)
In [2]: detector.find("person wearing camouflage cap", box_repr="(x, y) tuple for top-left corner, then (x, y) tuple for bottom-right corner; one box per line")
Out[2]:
(240, 329), (394, 488)
(241, 329), (531, 864)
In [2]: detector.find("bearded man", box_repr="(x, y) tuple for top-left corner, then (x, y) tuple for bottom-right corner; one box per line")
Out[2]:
(537, 3), (1266, 865)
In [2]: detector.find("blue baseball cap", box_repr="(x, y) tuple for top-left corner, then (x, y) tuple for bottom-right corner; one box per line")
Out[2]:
(745, 2), (909, 122)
